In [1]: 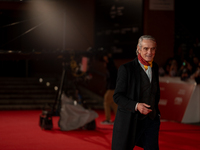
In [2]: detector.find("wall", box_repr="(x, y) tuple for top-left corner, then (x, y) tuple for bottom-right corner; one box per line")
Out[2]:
(62, 0), (95, 51)
(143, 0), (175, 67)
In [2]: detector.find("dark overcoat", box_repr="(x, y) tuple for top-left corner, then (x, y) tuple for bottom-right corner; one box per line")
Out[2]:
(112, 58), (160, 150)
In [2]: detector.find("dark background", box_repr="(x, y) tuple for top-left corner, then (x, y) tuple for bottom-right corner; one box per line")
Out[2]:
(0, 0), (199, 77)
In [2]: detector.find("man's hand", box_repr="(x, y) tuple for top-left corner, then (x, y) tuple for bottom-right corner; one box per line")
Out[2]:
(137, 103), (152, 115)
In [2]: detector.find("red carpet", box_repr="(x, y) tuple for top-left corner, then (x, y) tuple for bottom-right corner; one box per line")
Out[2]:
(0, 110), (200, 150)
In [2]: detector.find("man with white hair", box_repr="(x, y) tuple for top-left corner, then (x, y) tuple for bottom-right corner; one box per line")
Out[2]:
(112, 35), (160, 150)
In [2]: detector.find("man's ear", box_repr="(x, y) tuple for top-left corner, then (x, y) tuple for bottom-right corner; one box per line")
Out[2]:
(137, 46), (140, 53)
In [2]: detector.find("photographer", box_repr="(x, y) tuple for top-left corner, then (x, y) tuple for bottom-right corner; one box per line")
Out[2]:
(178, 60), (193, 81)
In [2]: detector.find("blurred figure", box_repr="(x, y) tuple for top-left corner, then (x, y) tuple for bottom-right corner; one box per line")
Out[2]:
(101, 53), (118, 125)
(191, 62), (200, 84)
(178, 60), (193, 81)
(169, 59), (178, 77)
(163, 57), (173, 75)
(158, 67), (165, 76)
(193, 37), (200, 56)
(188, 47), (195, 60)
(192, 56), (199, 70)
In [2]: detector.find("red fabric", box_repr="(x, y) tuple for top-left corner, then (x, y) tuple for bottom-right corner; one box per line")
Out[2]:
(138, 53), (151, 66)
(0, 110), (200, 150)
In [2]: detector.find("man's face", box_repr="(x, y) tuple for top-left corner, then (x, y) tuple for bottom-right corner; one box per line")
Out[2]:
(138, 39), (156, 62)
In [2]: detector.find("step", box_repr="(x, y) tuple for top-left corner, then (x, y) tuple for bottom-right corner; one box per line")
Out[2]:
(0, 99), (55, 104)
(0, 94), (56, 99)
(0, 85), (58, 88)
(0, 77), (104, 110)
(0, 89), (57, 94)
(0, 77), (58, 81)
(0, 104), (51, 110)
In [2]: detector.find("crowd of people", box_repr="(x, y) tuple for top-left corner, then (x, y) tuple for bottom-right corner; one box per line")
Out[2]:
(160, 39), (200, 84)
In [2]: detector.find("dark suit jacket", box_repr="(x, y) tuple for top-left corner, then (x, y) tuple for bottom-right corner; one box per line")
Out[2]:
(112, 58), (160, 150)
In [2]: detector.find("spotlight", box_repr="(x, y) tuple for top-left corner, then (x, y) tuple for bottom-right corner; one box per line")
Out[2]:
(46, 82), (50, 86)
(54, 86), (58, 91)
(39, 78), (43, 83)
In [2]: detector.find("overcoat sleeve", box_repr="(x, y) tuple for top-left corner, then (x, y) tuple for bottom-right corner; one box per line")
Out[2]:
(113, 64), (138, 113)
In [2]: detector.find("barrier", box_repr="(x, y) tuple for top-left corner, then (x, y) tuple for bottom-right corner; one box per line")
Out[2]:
(159, 76), (200, 123)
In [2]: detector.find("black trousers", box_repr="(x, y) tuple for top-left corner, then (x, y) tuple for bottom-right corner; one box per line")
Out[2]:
(134, 115), (160, 150)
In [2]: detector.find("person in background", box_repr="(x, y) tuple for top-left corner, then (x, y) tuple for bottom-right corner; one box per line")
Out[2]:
(168, 59), (178, 77)
(178, 59), (194, 81)
(190, 62), (200, 84)
(101, 53), (118, 125)
(192, 56), (199, 71)
(112, 35), (160, 150)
